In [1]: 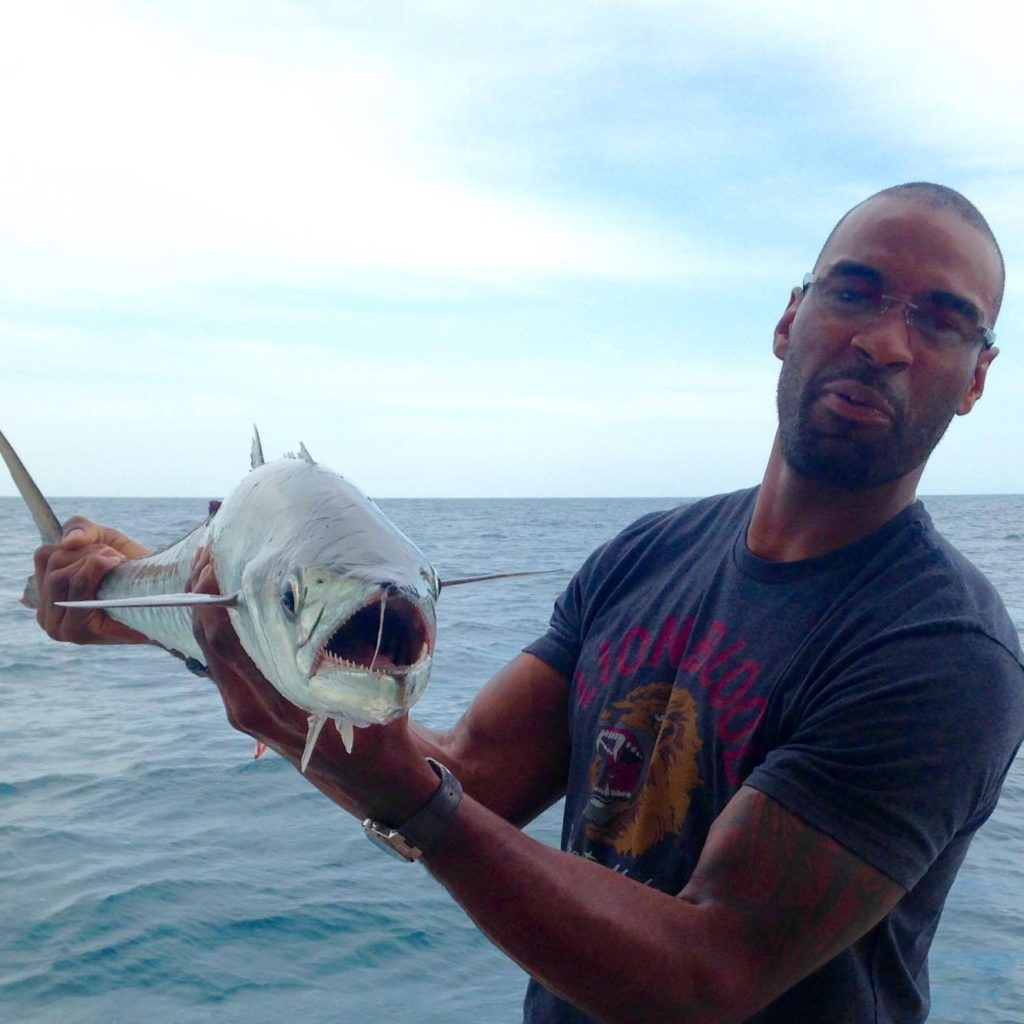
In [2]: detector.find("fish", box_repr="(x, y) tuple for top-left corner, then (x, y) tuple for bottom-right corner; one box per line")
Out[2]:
(0, 426), (547, 771)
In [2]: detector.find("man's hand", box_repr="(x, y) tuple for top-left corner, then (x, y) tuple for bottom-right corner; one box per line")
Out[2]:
(33, 516), (152, 645)
(188, 548), (440, 823)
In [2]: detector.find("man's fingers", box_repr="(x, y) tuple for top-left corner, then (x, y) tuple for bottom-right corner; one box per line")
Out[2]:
(60, 517), (150, 559)
(184, 557), (309, 749)
(191, 557), (218, 595)
(188, 554), (260, 673)
(33, 542), (58, 585)
(32, 516), (148, 644)
(65, 552), (124, 601)
(35, 545), (140, 643)
(61, 516), (101, 548)
(188, 559), (245, 668)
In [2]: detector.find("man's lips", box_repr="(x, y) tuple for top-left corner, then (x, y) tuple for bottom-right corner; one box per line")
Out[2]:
(818, 380), (896, 425)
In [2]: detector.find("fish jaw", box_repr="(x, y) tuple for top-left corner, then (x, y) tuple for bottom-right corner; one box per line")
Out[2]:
(308, 655), (434, 725)
(235, 565), (437, 726)
(300, 581), (436, 722)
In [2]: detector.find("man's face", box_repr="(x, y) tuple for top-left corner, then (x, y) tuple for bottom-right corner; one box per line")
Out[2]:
(773, 195), (1002, 488)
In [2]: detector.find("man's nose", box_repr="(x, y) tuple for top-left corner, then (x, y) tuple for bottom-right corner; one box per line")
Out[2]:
(851, 302), (915, 369)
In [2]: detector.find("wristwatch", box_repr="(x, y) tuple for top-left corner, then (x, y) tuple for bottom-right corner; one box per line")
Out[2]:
(362, 758), (463, 862)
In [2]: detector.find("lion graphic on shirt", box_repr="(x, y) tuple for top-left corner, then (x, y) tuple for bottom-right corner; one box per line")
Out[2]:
(583, 681), (702, 859)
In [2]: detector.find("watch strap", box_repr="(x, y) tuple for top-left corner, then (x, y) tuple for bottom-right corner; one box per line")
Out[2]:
(362, 758), (463, 861)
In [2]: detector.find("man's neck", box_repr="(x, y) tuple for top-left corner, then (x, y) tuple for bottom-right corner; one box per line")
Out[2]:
(747, 435), (922, 562)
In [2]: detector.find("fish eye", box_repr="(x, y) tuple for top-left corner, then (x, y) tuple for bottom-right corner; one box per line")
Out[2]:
(280, 582), (298, 617)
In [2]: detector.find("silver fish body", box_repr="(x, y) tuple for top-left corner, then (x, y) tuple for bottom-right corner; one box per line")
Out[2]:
(5, 431), (439, 763)
(2, 426), (550, 768)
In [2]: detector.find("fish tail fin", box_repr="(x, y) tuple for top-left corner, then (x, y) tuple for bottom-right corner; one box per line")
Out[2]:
(21, 576), (40, 609)
(0, 427), (63, 545)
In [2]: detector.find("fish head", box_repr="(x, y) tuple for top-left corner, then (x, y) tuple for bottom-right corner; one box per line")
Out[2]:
(209, 457), (442, 727)
(292, 564), (437, 723)
(228, 526), (439, 727)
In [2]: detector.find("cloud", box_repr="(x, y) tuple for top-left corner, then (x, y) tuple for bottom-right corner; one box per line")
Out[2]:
(1, 1), (1021, 499)
(700, 0), (1024, 171)
(0, 1), (715, 299)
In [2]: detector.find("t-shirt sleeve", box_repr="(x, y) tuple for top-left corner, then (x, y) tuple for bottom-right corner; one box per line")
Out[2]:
(524, 565), (586, 680)
(745, 629), (1024, 890)
(523, 511), (668, 680)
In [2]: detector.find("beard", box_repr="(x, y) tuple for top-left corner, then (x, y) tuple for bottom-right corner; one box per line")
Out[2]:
(776, 351), (959, 488)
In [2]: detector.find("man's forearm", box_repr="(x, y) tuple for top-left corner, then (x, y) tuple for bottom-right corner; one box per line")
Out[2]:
(422, 795), (738, 1024)
(418, 783), (905, 1024)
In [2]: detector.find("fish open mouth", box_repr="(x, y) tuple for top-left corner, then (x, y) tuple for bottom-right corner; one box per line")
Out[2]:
(310, 593), (433, 678)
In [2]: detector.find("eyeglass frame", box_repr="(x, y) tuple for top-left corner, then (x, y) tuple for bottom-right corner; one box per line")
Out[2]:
(801, 270), (996, 351)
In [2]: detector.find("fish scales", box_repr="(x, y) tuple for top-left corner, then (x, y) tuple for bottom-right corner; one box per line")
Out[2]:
(2, 429), (440, 768)
(2, 427), (553, 769)
(93, 525), (209, 661)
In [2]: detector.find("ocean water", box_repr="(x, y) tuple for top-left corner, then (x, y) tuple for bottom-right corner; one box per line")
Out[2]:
(0, 494), (1021, 1024)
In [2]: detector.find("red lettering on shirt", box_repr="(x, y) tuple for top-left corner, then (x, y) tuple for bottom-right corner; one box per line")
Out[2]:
(682, 622), (727, 674)
(706, 659), (759, 709)
(575, 668), (596, 709)
(585, 614), (768, 788)
(618, 626), (651, 676)
(599, 639), (613, 689)
(649, 615), (694, 668)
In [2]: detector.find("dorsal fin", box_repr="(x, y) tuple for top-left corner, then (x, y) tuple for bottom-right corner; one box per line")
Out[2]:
(251, 425), (265, 469)
(298, 442), (315, 465)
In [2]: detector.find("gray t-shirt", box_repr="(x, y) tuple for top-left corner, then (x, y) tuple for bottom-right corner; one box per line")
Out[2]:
(523, 488), (1024, 1023)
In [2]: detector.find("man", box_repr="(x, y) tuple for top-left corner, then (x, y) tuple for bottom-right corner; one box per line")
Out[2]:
(35, 183), (1024, 1022)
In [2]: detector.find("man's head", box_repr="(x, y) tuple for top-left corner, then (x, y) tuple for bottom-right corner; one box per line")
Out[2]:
(772, 183), (1003, 490)
(814, 183), (1005, 316)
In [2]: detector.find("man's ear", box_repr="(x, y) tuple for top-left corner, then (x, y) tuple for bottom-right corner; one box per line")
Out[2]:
(956, 346), (998, 416)
(773, 287), (804, 360)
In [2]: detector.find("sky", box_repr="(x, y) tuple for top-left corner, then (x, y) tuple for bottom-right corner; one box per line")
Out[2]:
(1, 0), (1022, 498)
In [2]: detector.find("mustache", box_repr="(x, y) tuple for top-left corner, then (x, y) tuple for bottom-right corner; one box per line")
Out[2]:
(806, 365), (904, 417)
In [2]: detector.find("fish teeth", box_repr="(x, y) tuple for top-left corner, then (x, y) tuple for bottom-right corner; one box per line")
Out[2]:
(313, 649), (429, 678)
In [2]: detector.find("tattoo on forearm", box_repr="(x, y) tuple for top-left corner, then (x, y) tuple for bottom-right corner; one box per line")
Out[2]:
(684, 790), (902, 979)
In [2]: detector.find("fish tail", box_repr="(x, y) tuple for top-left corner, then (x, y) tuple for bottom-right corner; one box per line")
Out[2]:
(0, 427), (63, 545)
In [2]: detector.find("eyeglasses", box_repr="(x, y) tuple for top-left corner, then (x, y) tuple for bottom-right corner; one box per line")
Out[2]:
(802, 267), (995, 351)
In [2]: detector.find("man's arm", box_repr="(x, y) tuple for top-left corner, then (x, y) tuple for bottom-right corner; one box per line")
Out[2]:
(190, 561), (905, 1023)
(35, 531), (907, 1021)
(423, 785), (904, 1024)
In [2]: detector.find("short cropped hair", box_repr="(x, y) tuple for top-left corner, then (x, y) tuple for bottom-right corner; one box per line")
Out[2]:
(815, 182), (1005, 320)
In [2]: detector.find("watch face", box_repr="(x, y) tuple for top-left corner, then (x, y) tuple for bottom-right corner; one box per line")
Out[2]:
(363, 821), (420, 862)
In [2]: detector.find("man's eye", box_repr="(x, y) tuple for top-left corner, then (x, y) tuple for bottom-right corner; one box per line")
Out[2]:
(917, 305), (973, 338)
(825, 281), (876, 307)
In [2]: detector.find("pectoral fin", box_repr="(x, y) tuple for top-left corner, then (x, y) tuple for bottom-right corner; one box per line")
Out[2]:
(56, 593), (241, 609)
(335, 718), (355, 754)
(440, 569), (562, 588)
(301, 714), (329, 773)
